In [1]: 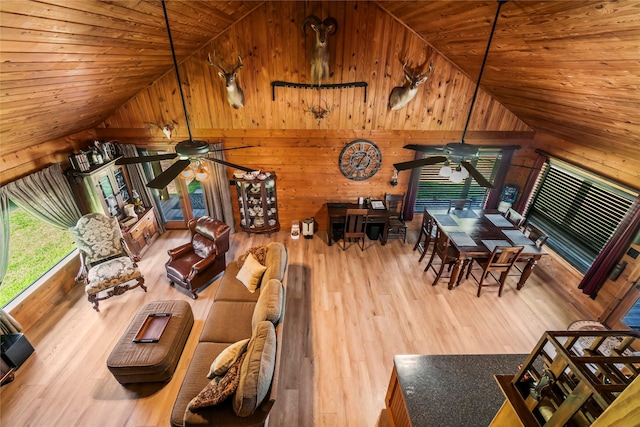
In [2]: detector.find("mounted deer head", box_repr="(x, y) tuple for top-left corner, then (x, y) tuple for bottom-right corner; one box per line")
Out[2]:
(388, 60), (433, 111)
(207, 53), (245, 109)
(302, 15), (338, 86)
(146, 121), (177, 139)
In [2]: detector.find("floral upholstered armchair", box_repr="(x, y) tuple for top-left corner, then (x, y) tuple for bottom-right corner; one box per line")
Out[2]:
(69, 213), (146, 311)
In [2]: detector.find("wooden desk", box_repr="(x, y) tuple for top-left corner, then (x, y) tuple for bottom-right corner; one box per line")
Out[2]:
(327, 202), (390, 246)
(428, 209), (547, 290)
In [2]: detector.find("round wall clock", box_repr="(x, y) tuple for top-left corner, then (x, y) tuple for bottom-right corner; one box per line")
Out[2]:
(339, 139), (382, 180)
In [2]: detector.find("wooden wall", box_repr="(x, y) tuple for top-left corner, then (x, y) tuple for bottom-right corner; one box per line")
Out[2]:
(95, 1), (533, 231)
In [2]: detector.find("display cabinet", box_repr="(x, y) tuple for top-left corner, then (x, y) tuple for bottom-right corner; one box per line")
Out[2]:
(66, 157), (132, 217)
(492, 330), (640, 426)
(235, 172), (279, 234)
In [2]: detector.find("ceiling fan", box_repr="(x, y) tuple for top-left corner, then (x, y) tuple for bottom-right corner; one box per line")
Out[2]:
(115, 0), (254, 190)
(392, 0), (507, 189)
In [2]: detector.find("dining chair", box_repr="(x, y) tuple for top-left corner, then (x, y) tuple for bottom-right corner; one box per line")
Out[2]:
(413, 208), (437, 261)
(343, 208), (368, 250)
(424, 227), (459, 286)
(524, 224), (548, 247)
(447, 198), (472, 213)
(384, 193), (408, 243)
(466, 245), (524, 297)
(504, 208), (526, 229)
(511, 223), (549, 276)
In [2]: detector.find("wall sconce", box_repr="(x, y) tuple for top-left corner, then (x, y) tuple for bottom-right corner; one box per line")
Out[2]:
(390, 169), (399, 186)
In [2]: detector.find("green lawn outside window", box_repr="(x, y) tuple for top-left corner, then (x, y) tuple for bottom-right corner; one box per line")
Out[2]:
(0, 206), (76, 307)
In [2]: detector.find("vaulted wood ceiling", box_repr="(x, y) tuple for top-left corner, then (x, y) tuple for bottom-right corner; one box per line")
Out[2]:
(1, 1), (638, 159)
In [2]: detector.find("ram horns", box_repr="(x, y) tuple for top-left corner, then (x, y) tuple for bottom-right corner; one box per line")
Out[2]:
(302, 15), (338, 36)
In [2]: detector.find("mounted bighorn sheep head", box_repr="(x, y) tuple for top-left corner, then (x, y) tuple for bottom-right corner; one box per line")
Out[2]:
(302, 15), (338, 86)
(388, 60), (433, 111)
(207, 53), (245, 109)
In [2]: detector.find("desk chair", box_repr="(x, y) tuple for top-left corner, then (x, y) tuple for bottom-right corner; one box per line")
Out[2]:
(504, 208), (525, 229)
(385, 193), (408, 243)
(447, 199), (472, 213)
(466, 245), (524, 297)
(343, 208), (368, 250)
(424, 228), (459, 287)
(414, 208), (437, 261)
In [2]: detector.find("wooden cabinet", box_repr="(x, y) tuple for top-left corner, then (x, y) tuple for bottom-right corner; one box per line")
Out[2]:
(121, 208), (159, 257)
(492, 330), (640, 426)
(66, 157), (132, 217)
(235, 172), (280, 234)
(67, 158), (159, 258)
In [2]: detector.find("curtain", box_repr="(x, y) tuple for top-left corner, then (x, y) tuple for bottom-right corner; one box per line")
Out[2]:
(0, 308), (22, 334)
(484, 148), (515, 209)
(402, 150), (423, 221)
(202, 143), (236, 232)
(513, 151), (547, 213)
(0, 188), (10, 284)
(578, 196), (640, 298)
(120, 144), (165, 234)
(4, 164), (81, 230)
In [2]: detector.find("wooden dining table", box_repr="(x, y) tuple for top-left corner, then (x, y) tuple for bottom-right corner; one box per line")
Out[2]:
(428, 208), (547, 290)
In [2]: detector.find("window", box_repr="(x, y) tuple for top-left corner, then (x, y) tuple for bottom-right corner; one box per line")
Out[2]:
(413, 150), (502, 211)
(526, 159), (637, 273)
(1, 203), (75, 307)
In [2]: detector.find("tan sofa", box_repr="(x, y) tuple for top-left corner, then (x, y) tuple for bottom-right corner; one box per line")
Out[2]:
(170, 242), (288, 427)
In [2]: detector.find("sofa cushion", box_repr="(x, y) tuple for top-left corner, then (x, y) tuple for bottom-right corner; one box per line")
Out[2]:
(251, 279), (284, 333)
(261, 242), (288, 287)
(236, 253), (267, 293)
(233, 321), (277, 417)
(237, 245), (268, 269)
(170, 342), (231, 427)
(199, 301), (255, 343)
(188, 353), (245, 410)
(213, 262), (261, 303)
(207, 338), (250, 378)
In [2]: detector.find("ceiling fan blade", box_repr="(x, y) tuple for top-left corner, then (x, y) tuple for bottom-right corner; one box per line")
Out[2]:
(461, 161), (494, 188)
(393, 156), (447, 171)
(209, 145), (255, 153)
(402, 144), (444, 152)
(115, 153), (177, 165)
(146, 159), (191, 189)
(206, 157), (255, 172)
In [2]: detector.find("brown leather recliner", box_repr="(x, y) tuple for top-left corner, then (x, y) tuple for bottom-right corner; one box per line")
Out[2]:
(165, 217), (231, 299)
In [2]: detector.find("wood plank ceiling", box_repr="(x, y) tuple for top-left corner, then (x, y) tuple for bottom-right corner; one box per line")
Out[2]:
(1, 0), (638, 159)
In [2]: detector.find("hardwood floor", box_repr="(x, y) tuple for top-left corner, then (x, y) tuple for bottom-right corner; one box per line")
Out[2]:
(0, 229), (598, 427)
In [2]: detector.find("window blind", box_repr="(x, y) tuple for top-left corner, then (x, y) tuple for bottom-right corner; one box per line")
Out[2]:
(413, 152), (501, 212)
(527, 159), (637, 273)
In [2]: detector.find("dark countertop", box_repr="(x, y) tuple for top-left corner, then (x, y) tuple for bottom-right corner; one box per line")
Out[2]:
(393, 354), (528, 427)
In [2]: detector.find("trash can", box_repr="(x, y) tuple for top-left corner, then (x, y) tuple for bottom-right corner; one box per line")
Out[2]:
(367, 225), (381, 240)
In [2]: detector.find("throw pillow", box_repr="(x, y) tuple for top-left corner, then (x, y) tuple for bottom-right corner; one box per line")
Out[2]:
(251, 279), (284, 332)
(237, 245), (268, 269)
(207, 338), (250, 378)
(188, 353), (245, 411)
(233, 321), (277, 417)
(236, 253), (267, 293)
